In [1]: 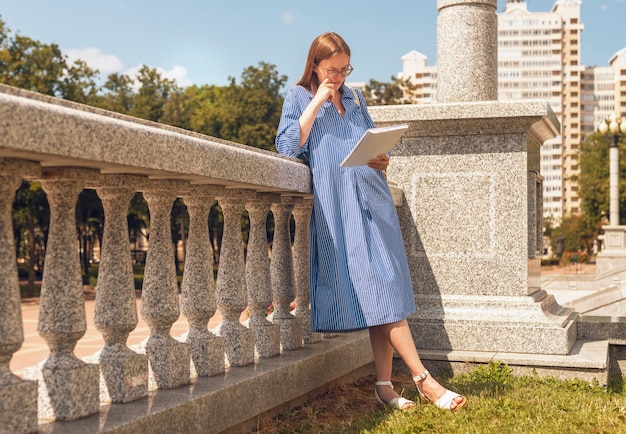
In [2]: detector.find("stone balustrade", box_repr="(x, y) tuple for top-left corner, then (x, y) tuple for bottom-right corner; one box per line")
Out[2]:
(0, 84), (361, 433)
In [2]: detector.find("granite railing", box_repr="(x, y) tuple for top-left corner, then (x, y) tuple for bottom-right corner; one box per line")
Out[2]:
(0, 84), (387, 433)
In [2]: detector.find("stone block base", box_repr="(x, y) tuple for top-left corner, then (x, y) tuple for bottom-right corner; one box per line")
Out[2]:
(145, 337), (190, 390)
(275, 316), (304, 351)
(24, 361), (99, 421)
(0, 379), (38, 433)
(94, 349), (149, 403)
(297, 311), (323, 344)
(187, 335), (225, 377)
(409, 292), (579, 355)
(218, 323), (255, 367)
(251, 323), (281, 358)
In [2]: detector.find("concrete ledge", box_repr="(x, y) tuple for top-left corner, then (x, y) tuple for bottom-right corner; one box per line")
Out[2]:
(579, 315), (626, 345)
(410, 340), (609, 386)
(38, 331), (373, 434)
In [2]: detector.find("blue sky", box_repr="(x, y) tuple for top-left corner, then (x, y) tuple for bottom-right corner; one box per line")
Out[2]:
(0, 0), (624, 88)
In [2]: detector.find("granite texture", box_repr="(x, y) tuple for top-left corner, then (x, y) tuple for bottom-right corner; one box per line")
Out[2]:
(215, 190), (256, 367)
(140, 181), (191, 389)
(37, 332), (374, 434)
(0, 85), (311, 194)
(0, 159), (39, 434)
(270, 197), (303, 351)
(24, 168), (101, 420)
(180, 186), (227, 377)
(292, 198), (322, 344)
(437, 0), (498, 102)
(244, 193), (281, 359)
(93, 175), (149, 403)
(0, 1), (615, 428)
(370, 101), (577, 355)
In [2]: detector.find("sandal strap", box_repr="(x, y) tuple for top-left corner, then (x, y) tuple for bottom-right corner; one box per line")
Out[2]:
(375, 381), (394, 389)
(434, 389), (466, 411)
(413, 369), (430, 383)
(388, 396), (415, 410)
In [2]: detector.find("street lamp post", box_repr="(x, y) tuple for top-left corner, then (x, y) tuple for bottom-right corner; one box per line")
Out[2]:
(599, 115), (626, 226)
(596, 114), (626, 274)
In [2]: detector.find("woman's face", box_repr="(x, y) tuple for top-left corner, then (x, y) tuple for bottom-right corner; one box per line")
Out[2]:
(315, 53), (351, 90)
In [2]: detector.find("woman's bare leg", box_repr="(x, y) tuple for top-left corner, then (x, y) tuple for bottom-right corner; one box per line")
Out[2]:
(369, 320), (465, 410)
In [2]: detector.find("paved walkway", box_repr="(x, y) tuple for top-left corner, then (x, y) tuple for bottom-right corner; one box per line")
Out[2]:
(10, 264), (596, 378)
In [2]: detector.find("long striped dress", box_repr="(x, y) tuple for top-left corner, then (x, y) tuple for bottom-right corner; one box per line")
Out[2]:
(275, 84), (415, 332)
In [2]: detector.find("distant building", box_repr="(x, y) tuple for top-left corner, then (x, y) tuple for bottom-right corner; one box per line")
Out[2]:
(397, 0), (626, 226)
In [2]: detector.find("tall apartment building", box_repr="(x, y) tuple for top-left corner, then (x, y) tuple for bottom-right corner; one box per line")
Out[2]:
(398, 0), (626, 226)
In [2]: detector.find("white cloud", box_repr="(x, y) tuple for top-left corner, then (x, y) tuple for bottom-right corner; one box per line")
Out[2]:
(281, 11), (295, 24)
(64, 47), (124, 75)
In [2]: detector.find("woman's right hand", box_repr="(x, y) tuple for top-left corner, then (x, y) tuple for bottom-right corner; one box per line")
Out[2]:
(315, 78), (336, 103)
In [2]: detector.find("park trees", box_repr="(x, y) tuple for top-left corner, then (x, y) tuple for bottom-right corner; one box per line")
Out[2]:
(1, 15), (289, 286)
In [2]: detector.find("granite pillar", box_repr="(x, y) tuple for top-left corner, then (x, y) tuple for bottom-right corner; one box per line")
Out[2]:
(91, 175), (149, 403)
(0, 159), (39, 434)
(437, 0), (498, 102)
(374, 101), (577, 355)
(140, 180), (190, 389)
(270, 197), (303, 351)
(180, 186), (225, 377)
(245, 193), (281, 358)
(23, 168), (100, 421)
(292, 197), (321, 344)
(215, 190), (255, 366)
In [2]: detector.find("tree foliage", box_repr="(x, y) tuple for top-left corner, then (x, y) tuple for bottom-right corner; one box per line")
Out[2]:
(579, 131), (626, 227)
(550, 214), (597, 258)
(1, 15), (287, 283)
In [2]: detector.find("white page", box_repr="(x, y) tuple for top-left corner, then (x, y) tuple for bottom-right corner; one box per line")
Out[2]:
(340, 124), (408, 167)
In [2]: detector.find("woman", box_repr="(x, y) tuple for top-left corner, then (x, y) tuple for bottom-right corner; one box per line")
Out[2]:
(275, 32), (466, 412)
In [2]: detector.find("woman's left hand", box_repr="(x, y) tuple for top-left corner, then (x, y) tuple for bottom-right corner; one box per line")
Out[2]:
(368, 154), (390, 171)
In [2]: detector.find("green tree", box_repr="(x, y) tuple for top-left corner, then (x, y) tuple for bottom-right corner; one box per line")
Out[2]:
(129, 65), (178, 122)
(551, 214), (596, 260)
(579, 131), (626, 227)
(76, 189), (104, 278)
(181, 62), (286, 151)
(12, 181), (49, 297)
(99, 72), (134, 114)
(128, 192), (149, 252)
(0, 18), (66, 96)
(59, 59), (101, 104)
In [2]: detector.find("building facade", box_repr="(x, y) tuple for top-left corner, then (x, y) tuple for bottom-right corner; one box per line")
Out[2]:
(398, 0), (626, 226)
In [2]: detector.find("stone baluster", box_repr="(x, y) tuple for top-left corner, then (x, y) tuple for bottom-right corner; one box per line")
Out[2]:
(179, 185), (225, 377)
(270, 196), (303, 350)
(91, 175), (148, 403)
(245, 193), (281, 358)
(23, 168), (100, 421)
(140, 180), (190, 389)
(215, 190), (255, 366)
(291, 197), (321, 344)
(0, 159), (39, 433)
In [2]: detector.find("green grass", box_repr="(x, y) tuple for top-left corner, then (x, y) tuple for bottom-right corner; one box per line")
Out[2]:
(263, 362), (626, 433)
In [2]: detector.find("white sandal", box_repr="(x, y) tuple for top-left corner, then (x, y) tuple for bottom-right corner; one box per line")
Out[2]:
(374, 381), (415, 410)
(413, 370), (467, 411)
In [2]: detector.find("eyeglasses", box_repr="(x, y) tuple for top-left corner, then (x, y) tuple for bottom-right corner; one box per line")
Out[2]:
(322, 65), (354, 79)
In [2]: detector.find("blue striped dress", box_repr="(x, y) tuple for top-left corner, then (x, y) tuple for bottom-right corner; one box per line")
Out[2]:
(275, 84), (416, 332)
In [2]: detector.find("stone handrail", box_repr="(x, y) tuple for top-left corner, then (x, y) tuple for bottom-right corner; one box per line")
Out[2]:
(0, 84), (327, 431)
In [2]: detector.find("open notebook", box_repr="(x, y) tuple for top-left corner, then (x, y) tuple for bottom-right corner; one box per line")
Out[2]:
(340, 124), (408, 167)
